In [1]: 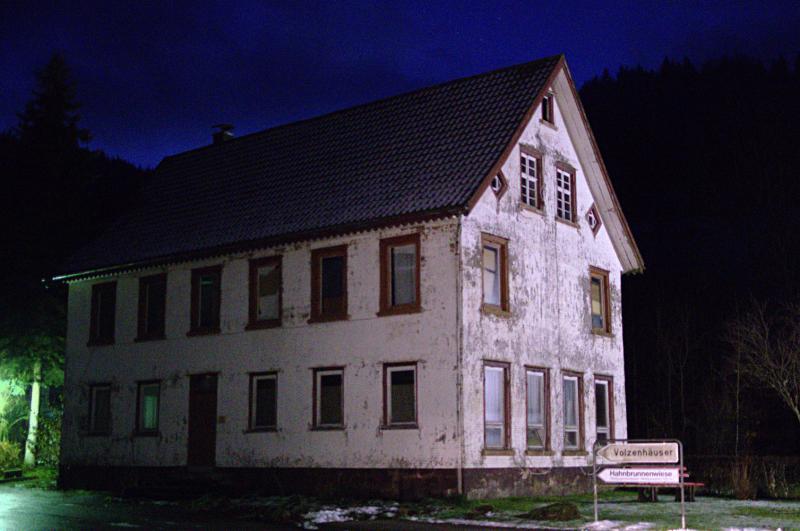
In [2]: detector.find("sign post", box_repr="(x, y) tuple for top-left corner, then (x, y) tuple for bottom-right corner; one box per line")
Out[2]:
(592, 439), (685, 529)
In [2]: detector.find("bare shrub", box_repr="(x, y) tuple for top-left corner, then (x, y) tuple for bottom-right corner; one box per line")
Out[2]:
(731, 457), (757, 499)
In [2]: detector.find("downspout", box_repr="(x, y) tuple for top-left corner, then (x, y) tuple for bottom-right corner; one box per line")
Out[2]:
(455, 216), (465, 495)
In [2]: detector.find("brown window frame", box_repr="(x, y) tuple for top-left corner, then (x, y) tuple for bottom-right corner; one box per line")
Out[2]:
(555, 162), (577, 224)
(520, 145), (544, 211)
(134, 380), (160, 436)
(136, 273), (167, 341)
(594, 374), (614, 444)
(247, 256), (282, 330)
(378, 234), (421, 316)
(483, 361), (511, 452)
(562, 371), (585, 452)
(312, 366), (345, 429)
(480, 233), (510, 315)
(525, 366), (551, 452)
(88, 281), (116, 346)
(248, 371), (278, 431)
(589, 266), (612, 335)
(88, 383), (112, 436)
(541, 92), (555, 125)
(489, 170), (508, 200)
(188, 265), (222, 336)
(309, 245), (348, 323)
(382, 362), (418, 428)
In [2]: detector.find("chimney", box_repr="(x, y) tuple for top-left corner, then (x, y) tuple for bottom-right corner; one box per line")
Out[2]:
(212, 123), (234, 144)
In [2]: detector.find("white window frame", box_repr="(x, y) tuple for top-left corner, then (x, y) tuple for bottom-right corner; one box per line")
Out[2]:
(385, 364), (417, 426)
(136, 381), (160, 434)
(563, 375), (581, 450)
(595, 378), (611, 443)
(520, 152), (540, 209)
(556, 168), (574, 222)
(484, 363), (509, 450)
(249, 372), (277, 430)
(314, 368), (344, 428)
(526, 369), (547, 450)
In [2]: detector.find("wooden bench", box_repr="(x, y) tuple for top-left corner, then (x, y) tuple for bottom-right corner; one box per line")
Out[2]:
(637, 468), (705, 502)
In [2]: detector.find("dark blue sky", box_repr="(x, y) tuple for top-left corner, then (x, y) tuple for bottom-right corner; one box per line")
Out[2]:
(2, 1), (799, 168)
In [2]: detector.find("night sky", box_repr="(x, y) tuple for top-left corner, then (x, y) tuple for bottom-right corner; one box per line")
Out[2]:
(2, 1), (799, 168)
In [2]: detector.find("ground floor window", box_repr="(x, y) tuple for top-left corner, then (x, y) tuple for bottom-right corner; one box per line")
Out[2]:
(484, 362), (510, 449)
(136, 381), (160, 434)
(526, 368), (549, 450)
(88, 384), (111, 435)
(384, 363), (417, 427)
(249, 372), (277, 430)
(562, 373), (583, 450)
(595, 376), (613, 444)
(314, 368), (344, 428)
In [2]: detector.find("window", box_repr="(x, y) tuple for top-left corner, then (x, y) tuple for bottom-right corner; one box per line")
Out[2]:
(541, 92), (555, 124)
(555, 164), (576, 223)
(190, 265), (221, 334)
(89, 281), (116, 345)
(590, 267), (611, 334)
(379, 234), (420, 315)
(249, 373), (277, 430)
(484, 362), (510, 449)
(313, 368), (344, 428)
(384, 363), (417, 427)
(136, 381), (160, 434)
(137, 274), (166, 340)
(520, 147), (543, 210)
(248, 256), (282, 329)
(595, 376), (613, 444)
(88, 384), (111, 435)
(490, 172), (507, 199)
(310, 246), (347, 322)
(562, 373), (584, 450)
(586, 203), (602, 235)
(481, 234), (509, 313)
(526, 368), (550, 450)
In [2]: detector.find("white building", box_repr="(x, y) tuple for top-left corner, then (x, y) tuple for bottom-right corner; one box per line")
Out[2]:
(57, 55), (643, 499)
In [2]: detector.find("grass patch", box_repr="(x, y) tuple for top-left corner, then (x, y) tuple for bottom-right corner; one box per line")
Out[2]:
(733, 505), (800, 520)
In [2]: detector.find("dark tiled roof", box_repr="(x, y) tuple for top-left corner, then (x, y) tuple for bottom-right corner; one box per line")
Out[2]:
(60, 55), (561, 277)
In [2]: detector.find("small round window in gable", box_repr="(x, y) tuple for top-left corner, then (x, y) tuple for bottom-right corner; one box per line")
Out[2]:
(490, 172), (507, 200)
(586, 203), (602, 235)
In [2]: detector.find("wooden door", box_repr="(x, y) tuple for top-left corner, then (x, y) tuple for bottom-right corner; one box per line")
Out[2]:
(188, 373), (217, 467)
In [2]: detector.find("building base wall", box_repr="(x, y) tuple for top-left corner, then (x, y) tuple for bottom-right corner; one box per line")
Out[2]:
(58, 465), (592, 500)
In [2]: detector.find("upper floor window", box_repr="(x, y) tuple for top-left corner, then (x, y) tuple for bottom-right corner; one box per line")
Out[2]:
(384, 363), (417, 427)
(563, 372), (584, 451)
(590, 267), (611, 334)
(520, 146), (543, 210)
(137, 274), (166, 340)
(88, 384), (111, 435)
(526, 368), (550, 451)
(595, 376), (613, 444)
(379, 234), (421, 315)
(313, 367), (344, 428)
(89, 281), (116, 345)
(541, 92), (555, 124)
(310, 245), (347, 322)
(556, 163), (576, 223)
(490, 172), (507, 199)
(248, 256), (282, 329)
(484, 362), (510, 450)
(190, 265), (222, 335)
(481, 233), (509, 314)
(136, 381), (160, 435)
(249, 372), (277, 431)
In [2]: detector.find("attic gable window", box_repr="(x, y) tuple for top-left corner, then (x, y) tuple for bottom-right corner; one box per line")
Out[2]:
(310, 245), (348, 322)
(379, 234), (421, 316)
(490, 172), (507, 199)
(541, 92), (555, 124)
(88, 281), (116, 346)
(137, 274), (167, 341)
(248, 256), (282, 329)
(555, 163), (577, 223)
(189, 265), (222, 335)
(520, 146), (543, 210)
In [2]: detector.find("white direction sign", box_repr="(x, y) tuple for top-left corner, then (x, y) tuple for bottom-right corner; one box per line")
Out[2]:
(598, 467), (680, 485)
(597, 442), (679, 464)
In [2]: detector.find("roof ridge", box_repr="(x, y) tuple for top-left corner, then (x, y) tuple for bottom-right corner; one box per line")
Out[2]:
(162, 54), (564, 164)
